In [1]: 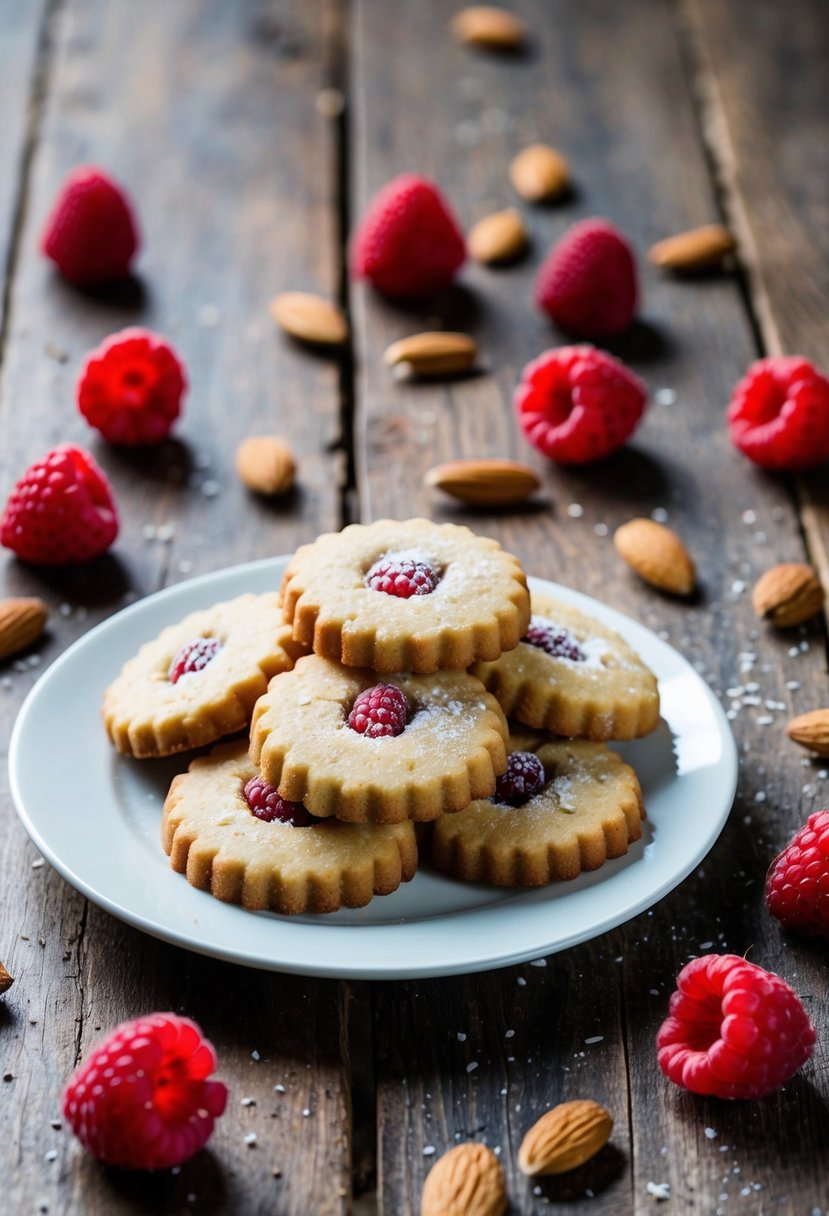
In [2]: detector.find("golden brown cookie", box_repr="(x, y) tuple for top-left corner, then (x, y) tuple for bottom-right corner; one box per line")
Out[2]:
(471, 591), (659, 740)
(430, 732), (645, 885)
(279, 518), (530, 673)
(161, 741), (417, 914)
(249, 653), (509, 823)
(103, 593), (304, 758)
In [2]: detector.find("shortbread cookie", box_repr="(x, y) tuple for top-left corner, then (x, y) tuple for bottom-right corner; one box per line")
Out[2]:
(249, 653), (509, 823)
(104, 593), (303, 758)
(471, 591), (659, 740)
(280, 518), (530, 672)
(162, 741), (417, 914)
(430, 733), (645, 885)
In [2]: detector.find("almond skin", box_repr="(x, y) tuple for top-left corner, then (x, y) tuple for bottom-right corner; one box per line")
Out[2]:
(0, 962), (13, 995)
(236, 436), (296, 496)
(468, 208), (529, 265)
(421, 1143), (508, 1216)
(270, 292), (348, 346)
(613, 518), (696, 596)
(425, 459), (540, 506)
(752, 563), (825, 627)
(518, 1099), (613, 1177)
(509, 144), (570, 203)
(384, 332), (477, 377)
(451, 6), (526, 50)
(0, 597), (47, 661)
(786, 710), (829, 758)
(648, 224), (735, 272)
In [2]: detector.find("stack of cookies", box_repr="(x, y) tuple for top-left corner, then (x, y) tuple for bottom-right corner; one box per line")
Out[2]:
(102, 518), (659, 915)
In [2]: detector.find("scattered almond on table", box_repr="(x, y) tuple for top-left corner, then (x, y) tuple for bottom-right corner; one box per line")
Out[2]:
(518, 1099), (613, 1176)
(424, 458), (540, 506)
(752, 562), (825, 627)
(648, 223), (735, 273)
(613, 518), (696, 596)
(786, 710), (829, 758)
(269, 291), (348, 347)
(467, 207), (529, 265)
(0, 963), (13, 996)
(0, 597), (47, 661)
(451, 5), (527, 51)
(384, 332), (477, 377)
(420, 1142), (507, 1216)
(236, 436), (296, 496)
(510, 143), (570, 203)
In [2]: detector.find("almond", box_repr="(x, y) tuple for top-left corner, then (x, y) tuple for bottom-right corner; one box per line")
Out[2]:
(270, 292), (348, 347)
(421, 1143), (507, 1216)
(0, 597), (47, 661)
(236, 436), (296, 496)
(752, 563), (825, 627)
(648, 224), (735, 272)
(509, 144), (570, 203)
(518, 1099), (613, 1177)
(786, 710), (829, 758)
(451, 6), (526, 50)
(425, 458), (540, 506)
(384, 332), (477, 377)
(613, 518), (696, 596)
(0, 963), (13, 996)
(468, 208), (529, 264)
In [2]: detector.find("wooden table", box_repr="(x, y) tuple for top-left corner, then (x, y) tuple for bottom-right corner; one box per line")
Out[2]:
(1, 2), (828, 1212)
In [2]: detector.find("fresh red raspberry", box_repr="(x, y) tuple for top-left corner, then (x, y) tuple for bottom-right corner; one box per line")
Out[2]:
(168, 637), (222, 684)
(347, 683), (409, 738)
(350, 174), (465, 299)
(535, 218), (637, 338)
(515, 346), (647, 464)
(366, 555), (439, 598)
(494, 751), (546, 806)
(77, 327), (187, 446)
(243, 776), (317, 826)
(524, 618), (586, 661)
(657, 954), (816, 1099)
(62, 1013), (227, 1170)
(766, 810), (829, 938)
(727, 356), (829, 471)
(40, 165), (139, 286)
(0, 445), (118, 565)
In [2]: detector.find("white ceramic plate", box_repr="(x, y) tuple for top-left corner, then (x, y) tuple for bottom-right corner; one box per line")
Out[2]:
(10, 558), (737, 979)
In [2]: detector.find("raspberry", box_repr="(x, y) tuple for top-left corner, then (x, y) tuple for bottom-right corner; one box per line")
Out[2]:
(535, 218), (637, 338)
(766, 810), (829, 938)
(494, 751), (546, 806)
(77, 327), (187, 445)
(40, 165), (139, 286)
(350, 174), (465, 299)
(366, 555), (439, 598)
(657, 954), (816, 1099)
(243, 776), (317, 826)
(62, 1013), (227, 1170)
(524, 618), (586, 661)
(727, 356), (829, 471)
(0, 445), (119, 565)
(347, 683), (409, 738)
(515, 346), (647, 464)
(168, 637), (222, 684)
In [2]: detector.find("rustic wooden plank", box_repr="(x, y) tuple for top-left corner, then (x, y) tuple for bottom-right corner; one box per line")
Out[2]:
(0, 1), (350, 1213)
(351, 1), (829, 1212)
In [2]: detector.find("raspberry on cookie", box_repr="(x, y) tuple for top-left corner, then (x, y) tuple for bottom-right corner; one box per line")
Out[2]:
(279, 518), (530, 673)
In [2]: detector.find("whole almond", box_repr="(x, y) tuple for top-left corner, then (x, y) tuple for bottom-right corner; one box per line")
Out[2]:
(451, 6), (526, 50)
(509, 144), (570, 203)
(425, 458), (540, 506)
(0, 597), (47, 661)
(786, 710), (829, 758)
(270, 292), (348, 346)
(518, 1099), (613, 1176)
(236, 436), (296, 496)
(421, 1143), (507, 1216)
(384, 332), (477, 377)
(468, 208), (529, 264)
(648, 224), (735, 272)
(613, 518), (696, 596)
(752, 563), (825, 627)
(0, 963), (13, 996)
